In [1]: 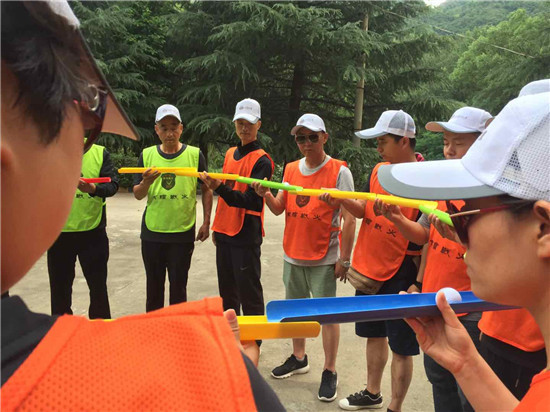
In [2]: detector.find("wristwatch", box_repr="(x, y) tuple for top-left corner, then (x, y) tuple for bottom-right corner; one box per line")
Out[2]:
(338, 258), (351, 268)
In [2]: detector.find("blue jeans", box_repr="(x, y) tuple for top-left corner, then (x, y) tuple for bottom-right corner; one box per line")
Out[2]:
(424, 318), (481, 412)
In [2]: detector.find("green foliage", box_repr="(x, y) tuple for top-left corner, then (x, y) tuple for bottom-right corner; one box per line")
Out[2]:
(451, 8), (550, 113)
(416, 131), (445, 161)
(421, 0), (547, 34)
(110, 152), (138, 188)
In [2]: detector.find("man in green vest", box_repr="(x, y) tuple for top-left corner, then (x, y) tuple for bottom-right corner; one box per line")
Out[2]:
(133, 104), (213, 312)
(47, 143), (119, 319)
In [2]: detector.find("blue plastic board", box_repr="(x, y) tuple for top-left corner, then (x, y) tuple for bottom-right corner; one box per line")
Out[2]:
(266, 292), (516, 324)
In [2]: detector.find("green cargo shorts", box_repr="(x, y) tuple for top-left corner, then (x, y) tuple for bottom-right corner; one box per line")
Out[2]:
(283, 260), (337, 299)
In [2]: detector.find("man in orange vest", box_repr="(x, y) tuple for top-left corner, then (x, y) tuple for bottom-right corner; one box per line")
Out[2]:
(372, 107), (493, 412)
(322, 110), (422, 412)
(1, 3), (283, 410)
(200, 98), (274, 359)
(251, 114), (356, 403)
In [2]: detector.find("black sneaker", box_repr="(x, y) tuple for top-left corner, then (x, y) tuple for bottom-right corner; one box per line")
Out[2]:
(271, 354), (310, 379)
(338, 389), (383, 410)
(318, 369), (338, 402)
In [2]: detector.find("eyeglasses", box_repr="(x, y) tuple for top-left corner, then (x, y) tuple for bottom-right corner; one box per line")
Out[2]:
(446, 199), (534, 245)
(77, 84), (108, 152)
(295, 134), (320, 144)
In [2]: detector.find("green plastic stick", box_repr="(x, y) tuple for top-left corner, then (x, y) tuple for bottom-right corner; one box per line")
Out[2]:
(236, 177), (302, 191)
(419, 205), (454, 227)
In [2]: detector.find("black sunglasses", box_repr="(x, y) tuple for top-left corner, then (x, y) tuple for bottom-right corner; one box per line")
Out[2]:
(446, 200), (534, 245)
(295, 133), (320, 144)
(78, 85), (108, 152)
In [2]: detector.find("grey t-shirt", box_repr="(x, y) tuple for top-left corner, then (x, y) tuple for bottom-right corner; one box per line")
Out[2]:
(282, 155), (354, 267)
(418, 213), (430, 229)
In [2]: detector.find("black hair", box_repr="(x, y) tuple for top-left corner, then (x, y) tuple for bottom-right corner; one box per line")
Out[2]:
(499, 195), (536, 218)
(388, 133), (416, 150)
(1, 1), (87, 143)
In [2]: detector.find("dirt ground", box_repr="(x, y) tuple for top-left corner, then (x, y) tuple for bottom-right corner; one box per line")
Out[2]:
(13, 193), (434, 412)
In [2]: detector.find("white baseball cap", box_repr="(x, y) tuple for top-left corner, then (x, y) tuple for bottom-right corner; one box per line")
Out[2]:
(426, 107), (492, 134)
(377, 92), (550, 201)
(155, 104), (182, 123)
(233, 98), (261, 124)
(519, 79), (550, 97)
(355, 110), (416, 140)
(291, 114), (327, 135)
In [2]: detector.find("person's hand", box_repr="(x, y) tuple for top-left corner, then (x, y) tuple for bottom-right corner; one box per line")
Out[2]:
(199, 172), (222, 191)
(404, 291), (478, 375)
(319, 192), (342, 209)
(429, 214), (462, 245)
(407, 283), (421, 294)
(374, 199), (403, 223)
(77, 179), (96, 194)
(334, 261), (348, 283)
(251, 180), (270, 198)
(196, 222), (210, 242)
(212, 231), (217, 246)
(223, 309), (260, 367)
(142, 167), (161, 185)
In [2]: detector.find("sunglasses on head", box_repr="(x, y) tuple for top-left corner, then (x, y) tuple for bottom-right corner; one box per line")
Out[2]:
(446, 199), (534, 245)
(77, 84), (108, 152)
(295, 133), (320, 144)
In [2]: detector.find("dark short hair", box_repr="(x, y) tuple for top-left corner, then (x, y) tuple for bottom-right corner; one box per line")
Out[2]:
(1, 1), (87, 144)
(388, 133), (416, 150)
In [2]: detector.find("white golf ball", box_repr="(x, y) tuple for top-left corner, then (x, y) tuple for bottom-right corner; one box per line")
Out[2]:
(437, 287), (462, 303)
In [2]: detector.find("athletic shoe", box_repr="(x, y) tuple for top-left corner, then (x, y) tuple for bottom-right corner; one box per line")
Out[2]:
(338, 389), (383, 410)
(318, 369), (338, 402)
(271, 354), (310, 379)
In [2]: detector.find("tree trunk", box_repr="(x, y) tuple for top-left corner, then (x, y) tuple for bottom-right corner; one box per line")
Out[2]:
(353, 13), (369, 148)
(288, 59), (306, 130)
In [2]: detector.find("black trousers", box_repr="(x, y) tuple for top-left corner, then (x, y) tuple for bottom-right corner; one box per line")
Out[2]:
(216, 242), (264, 316)
(141, 240), (194, 312)
(47, 229), (111, 319)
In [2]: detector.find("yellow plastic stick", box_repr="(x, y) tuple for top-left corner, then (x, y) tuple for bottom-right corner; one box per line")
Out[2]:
(237, 316), (320, 341)
(118, 167), (196, 174)
(174, 170), (240, 180)
(289, 189), (438, 209)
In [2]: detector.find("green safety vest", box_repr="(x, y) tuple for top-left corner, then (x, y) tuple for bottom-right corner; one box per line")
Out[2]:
(63, 144), (105, 232)
(143, 145), (199, 233)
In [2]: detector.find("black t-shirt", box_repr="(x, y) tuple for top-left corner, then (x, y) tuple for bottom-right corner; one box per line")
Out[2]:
(214, 140), (273, 246)
(1, 296), (285, 411)
(134, 145), (207, 244)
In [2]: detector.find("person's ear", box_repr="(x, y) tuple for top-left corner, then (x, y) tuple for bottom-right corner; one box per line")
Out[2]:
(533, 200), (550, 259)
(322, 133), (329, 144)
(154, 123), (160, 136)
(256, 120), (261, 131)
(401, 136), (410, 149)
(1, 144), (14, 175)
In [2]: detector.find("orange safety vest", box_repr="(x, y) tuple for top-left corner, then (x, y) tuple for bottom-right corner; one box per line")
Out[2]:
(422, 201), (470, 293)
(211, 146), (274, 237)
(479, 308), (545, 352)
(1, 298), (257, 412)
(514, 370), (550, 411)
(352, 162), (421, 282)
(282, 158), (346, 261)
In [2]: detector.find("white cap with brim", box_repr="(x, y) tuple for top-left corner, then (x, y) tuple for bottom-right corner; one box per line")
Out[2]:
(155, 104), (181, 122)
(41, 0), (140, 141)
(291, 113), (326, 135)
(426, 107), (492, 134)
(233, 98), (261, 124)
(378, 92), (550, 201)
(355, 110), (416, 140)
